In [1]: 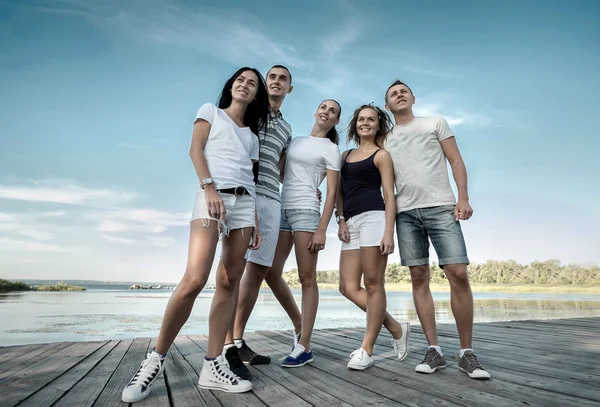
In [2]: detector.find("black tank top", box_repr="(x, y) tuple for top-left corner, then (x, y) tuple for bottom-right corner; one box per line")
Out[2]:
(341, 149), (385, 220)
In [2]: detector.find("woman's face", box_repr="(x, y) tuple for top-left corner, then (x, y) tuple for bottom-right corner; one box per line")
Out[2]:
(356, 107), (379, 139)
(314, 100), (340, 129)
(231, 70), (259, 103)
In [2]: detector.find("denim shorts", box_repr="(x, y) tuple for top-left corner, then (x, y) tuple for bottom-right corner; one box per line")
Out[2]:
(395, 205), (469, 267)
(280, 208), (321, 233)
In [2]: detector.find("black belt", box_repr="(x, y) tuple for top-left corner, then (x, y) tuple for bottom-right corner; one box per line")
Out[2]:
(218, 186), (250, 196)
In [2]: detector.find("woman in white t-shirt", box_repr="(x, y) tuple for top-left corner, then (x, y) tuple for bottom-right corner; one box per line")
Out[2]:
(273, 99), (342, 368)
(122, 67), (269, 402)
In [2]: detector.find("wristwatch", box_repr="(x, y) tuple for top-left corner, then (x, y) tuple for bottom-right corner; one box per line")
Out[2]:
(201, 177), (214, 189)
(336, 215), (345, 224)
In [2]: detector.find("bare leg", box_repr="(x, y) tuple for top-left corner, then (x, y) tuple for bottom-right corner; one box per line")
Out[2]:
(206, 227), (253, 358)
(339, 249), (403, 339)
(360, 247), (388, 355)
(231, 261), (270, 340)
(265, 231), (302, 333)
(293, 232), (319, 349)
(443, 264), (473, 348)
(155, 220), (219, 354)
(410, 264), (439, 346)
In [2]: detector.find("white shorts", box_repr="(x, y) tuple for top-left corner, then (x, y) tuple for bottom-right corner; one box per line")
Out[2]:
(245, 194), (281, 267)
(341, 210), (386, 251)
(191, 184), (255, 236)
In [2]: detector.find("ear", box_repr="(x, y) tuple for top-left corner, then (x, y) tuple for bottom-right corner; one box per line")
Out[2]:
(384, 103), (391, 112)
(287, 85), (294, 94)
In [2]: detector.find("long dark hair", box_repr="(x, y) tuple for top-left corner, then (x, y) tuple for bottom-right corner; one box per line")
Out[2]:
(319, 99), (342, 145)
(347, 104), (393, 147)
(217, 67), (269, 136)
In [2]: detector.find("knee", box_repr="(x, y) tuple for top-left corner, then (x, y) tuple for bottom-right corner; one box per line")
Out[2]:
(248, 264), (269, 283)
(445, 265), (469, 286)
(363, 274), (384, 294)
(339, 281), (356, 299)
(179, 273), (208, 298)
(298, 271), (316, 287)
(220, 261), (245, 288)
(410, 265), (430, 287)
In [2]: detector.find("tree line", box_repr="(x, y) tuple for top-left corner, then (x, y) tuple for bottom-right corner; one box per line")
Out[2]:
(281, 259), (600, 286)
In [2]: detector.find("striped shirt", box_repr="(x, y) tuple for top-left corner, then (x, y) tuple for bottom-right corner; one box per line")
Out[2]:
(255, 110), (292, 201)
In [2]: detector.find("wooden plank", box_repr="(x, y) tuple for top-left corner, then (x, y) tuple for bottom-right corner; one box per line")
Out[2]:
(136, 338), (171, 407)
(259, 330), (450, 407)
(0, 343), (45, 360)
(244, 332), (353, 407)
(0, 341), (106, 407)
(188, 335), (312, 407)
(329, 327), (599, 406)
(166, 336), (219, 407)
(18, 341), (119, 407)
(175, 335), (266, 407)
(52, 339), (133, 407)
(0, 342), (72, 381)
(93, 338), (151, 407)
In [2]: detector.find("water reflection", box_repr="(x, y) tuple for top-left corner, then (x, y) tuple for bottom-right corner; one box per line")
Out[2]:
(0, 289), (598, 346)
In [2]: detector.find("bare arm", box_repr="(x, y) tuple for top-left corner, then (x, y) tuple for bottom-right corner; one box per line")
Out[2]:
(440, 137), (473, 220)
(335, 150), (350, 222)
(318, 169), (339, 231)
(375, 150), (396, 254)
(278, 153), (287, 183)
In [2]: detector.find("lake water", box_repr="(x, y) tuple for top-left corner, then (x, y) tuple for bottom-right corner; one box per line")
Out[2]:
(1, 286), (599, 346)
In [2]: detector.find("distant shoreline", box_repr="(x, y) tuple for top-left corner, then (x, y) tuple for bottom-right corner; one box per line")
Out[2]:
(310, 283), (600, 294)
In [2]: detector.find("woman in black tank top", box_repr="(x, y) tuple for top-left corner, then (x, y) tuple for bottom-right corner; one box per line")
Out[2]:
(335, 105), (411, 370)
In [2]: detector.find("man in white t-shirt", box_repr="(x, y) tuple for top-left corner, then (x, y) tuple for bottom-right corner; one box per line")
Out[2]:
(384, 80), (490, 380)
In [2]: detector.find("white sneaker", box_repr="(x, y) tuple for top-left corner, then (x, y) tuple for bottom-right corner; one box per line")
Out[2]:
(347, 348), (374, 370)
(122, 350), (165, 403)
(198, 355), (252, 393)
(392, 322), (411, 361)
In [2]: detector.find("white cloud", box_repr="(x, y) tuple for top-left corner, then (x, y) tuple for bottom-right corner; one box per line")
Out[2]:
(101, 234), (136, 245)
(145, 236), (176, 247)
(0, 179), (136, 207)
(320, 18), (363, 57)
(413, 98), (491, 129)
(0, 237), (73, 253)
(16, 229), (55, 242)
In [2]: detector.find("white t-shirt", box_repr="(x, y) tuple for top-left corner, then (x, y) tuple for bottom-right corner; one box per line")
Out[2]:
(384, 116), (457, 213)
(195, 103), (259, 197)
(281, 136), (341, 211)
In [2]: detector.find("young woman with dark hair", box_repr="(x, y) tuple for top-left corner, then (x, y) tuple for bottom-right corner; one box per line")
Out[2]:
(122, 67), (269, 402)
(268, 99), (342, 367)
(336, 104), (411, 370)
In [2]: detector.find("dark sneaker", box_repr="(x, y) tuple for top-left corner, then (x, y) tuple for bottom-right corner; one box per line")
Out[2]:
(415, 347), (446, 374)
(238, 339), (271, 365)
(223, 346), (251, 380)
(458, 350), (491, 379)
(282, 344), (313, 368)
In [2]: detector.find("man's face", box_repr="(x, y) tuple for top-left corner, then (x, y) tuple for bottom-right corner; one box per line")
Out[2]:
(266, 67), (292, 98)
(385, 84), (415, 113)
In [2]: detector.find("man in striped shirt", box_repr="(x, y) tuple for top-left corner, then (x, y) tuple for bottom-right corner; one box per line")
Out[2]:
(223, 65), (303, 377)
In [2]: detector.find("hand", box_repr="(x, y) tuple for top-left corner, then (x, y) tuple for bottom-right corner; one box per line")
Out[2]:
(249, 227), (262, 250)
(337, 221), (350, 243)
(316, 189), (322, 204)
(380, 232), (394, 255)
(308, 228), (326, 253)
(204, 185), (226, 220)
(454, 199), (473, 221)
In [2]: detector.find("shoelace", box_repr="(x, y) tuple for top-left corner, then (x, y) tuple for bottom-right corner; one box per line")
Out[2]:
(392, 338), (403, 351)
(288, 345), (305, 359)
(349, 349), (366, 360)
(130, 353), (162, 386)
(215, 356), (240, 382)
(463, 352), (482, 369)
(421, 348), (438, 364)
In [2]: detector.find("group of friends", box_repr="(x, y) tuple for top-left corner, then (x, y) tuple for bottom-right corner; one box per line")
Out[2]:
(121, 64), (491, 403)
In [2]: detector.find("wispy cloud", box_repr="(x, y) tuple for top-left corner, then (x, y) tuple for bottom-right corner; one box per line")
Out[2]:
(0, 179), (136, 206)
(320, 18), (363, 57)
(101, 234), (136, 245)
(413, 96), (492, 129)
(0, 237), (74, 253)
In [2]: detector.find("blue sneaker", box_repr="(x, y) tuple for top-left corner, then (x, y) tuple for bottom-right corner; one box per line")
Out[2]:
(282, 344), (313, 368)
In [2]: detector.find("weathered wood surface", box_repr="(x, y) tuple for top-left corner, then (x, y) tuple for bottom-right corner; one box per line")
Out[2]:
(0, 318), (598, 407)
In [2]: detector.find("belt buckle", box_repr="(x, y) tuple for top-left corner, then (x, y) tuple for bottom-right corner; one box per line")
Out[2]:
(234, 186), (245, 196)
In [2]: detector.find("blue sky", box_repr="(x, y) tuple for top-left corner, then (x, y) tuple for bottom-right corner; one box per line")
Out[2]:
(1, 0), (599, 283)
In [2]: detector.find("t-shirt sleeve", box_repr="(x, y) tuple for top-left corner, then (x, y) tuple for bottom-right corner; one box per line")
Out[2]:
(195, 103), (216, 125)
(250, 136), (260, 161)
(324, 144), (342, 171)
(435, 116), (455, 142)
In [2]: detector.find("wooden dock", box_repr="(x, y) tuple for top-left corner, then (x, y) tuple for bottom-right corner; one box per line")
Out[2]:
(1, 317), (598, 407)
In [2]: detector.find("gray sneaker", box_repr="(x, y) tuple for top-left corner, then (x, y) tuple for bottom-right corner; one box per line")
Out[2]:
(458, 350), (491, 379)
(415, 347), (446, 373)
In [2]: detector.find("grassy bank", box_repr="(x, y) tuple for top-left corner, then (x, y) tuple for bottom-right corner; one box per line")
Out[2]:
(0, 279), (86, 292)
(312, 282), (600, 294)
